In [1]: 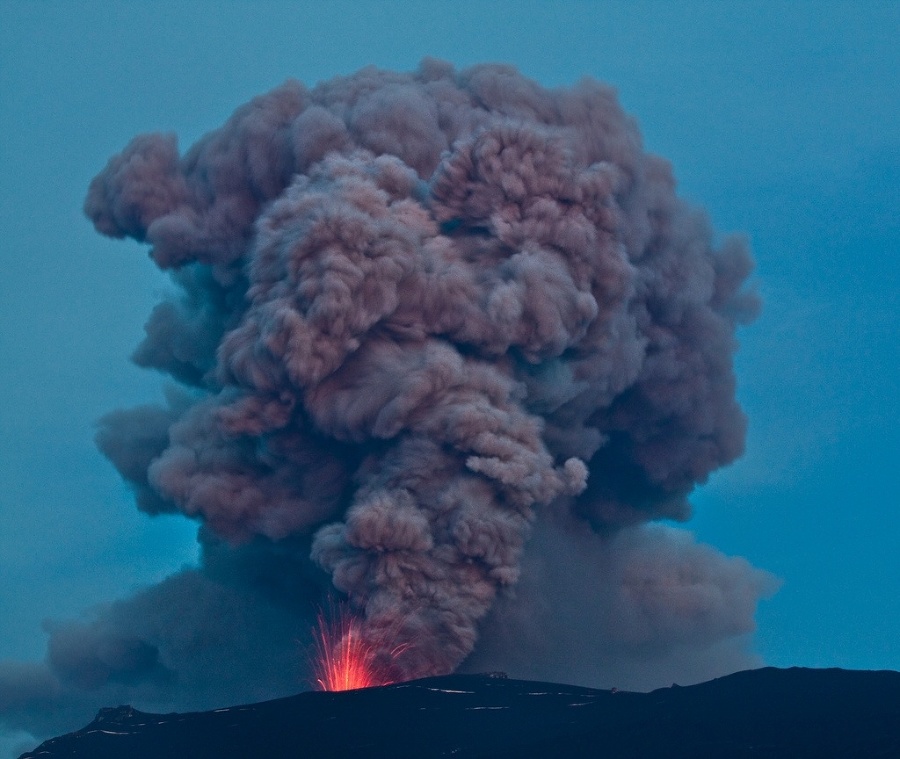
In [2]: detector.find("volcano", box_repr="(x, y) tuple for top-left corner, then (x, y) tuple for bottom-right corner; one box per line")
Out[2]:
(18, 667), (900, 758)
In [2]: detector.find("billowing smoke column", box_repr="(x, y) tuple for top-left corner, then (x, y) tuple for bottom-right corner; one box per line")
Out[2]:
(85, 60), (759, 679)
(1, 60), (775, 742)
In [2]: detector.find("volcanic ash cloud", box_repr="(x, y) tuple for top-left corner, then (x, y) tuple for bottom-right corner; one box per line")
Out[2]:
(2, 60), (775, 737)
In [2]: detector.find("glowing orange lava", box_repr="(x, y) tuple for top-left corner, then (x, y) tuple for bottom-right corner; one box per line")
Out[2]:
(312, 605), (410, 692)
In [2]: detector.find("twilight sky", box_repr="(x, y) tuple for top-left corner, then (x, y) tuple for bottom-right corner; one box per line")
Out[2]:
(0, 1), (897, 751)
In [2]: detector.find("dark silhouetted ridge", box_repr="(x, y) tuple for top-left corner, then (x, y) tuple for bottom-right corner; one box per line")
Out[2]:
(20, 667), (900, 758)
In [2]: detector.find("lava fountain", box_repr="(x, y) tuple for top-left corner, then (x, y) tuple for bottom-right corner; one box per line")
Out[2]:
(312, 604), (410, 691)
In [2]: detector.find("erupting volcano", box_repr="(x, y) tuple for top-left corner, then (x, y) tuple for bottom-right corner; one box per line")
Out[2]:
(0, 61), (775, 727)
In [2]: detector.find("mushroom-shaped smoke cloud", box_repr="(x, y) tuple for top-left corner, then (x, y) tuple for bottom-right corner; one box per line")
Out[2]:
(85, 59), (763, 679)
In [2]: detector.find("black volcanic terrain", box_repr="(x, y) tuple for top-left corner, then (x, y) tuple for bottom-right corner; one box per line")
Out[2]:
(20, 667), (900, 758)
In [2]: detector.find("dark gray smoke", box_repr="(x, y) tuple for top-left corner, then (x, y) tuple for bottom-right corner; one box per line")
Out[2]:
(2, 60), (773, 744)
(463, 517), (776, 690)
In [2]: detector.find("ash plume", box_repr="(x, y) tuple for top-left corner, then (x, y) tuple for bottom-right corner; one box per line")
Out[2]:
(2, 59), (771, 742)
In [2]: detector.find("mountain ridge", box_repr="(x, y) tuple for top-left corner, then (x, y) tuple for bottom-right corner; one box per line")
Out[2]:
(20, 667), (900, 758)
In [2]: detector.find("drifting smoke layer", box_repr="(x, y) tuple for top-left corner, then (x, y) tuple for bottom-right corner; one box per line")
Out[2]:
(463, 519), (776, 690)
(1, 59), (773, 743)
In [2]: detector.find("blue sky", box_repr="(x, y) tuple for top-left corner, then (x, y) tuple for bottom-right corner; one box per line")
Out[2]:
(0, 0), (897, 699)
